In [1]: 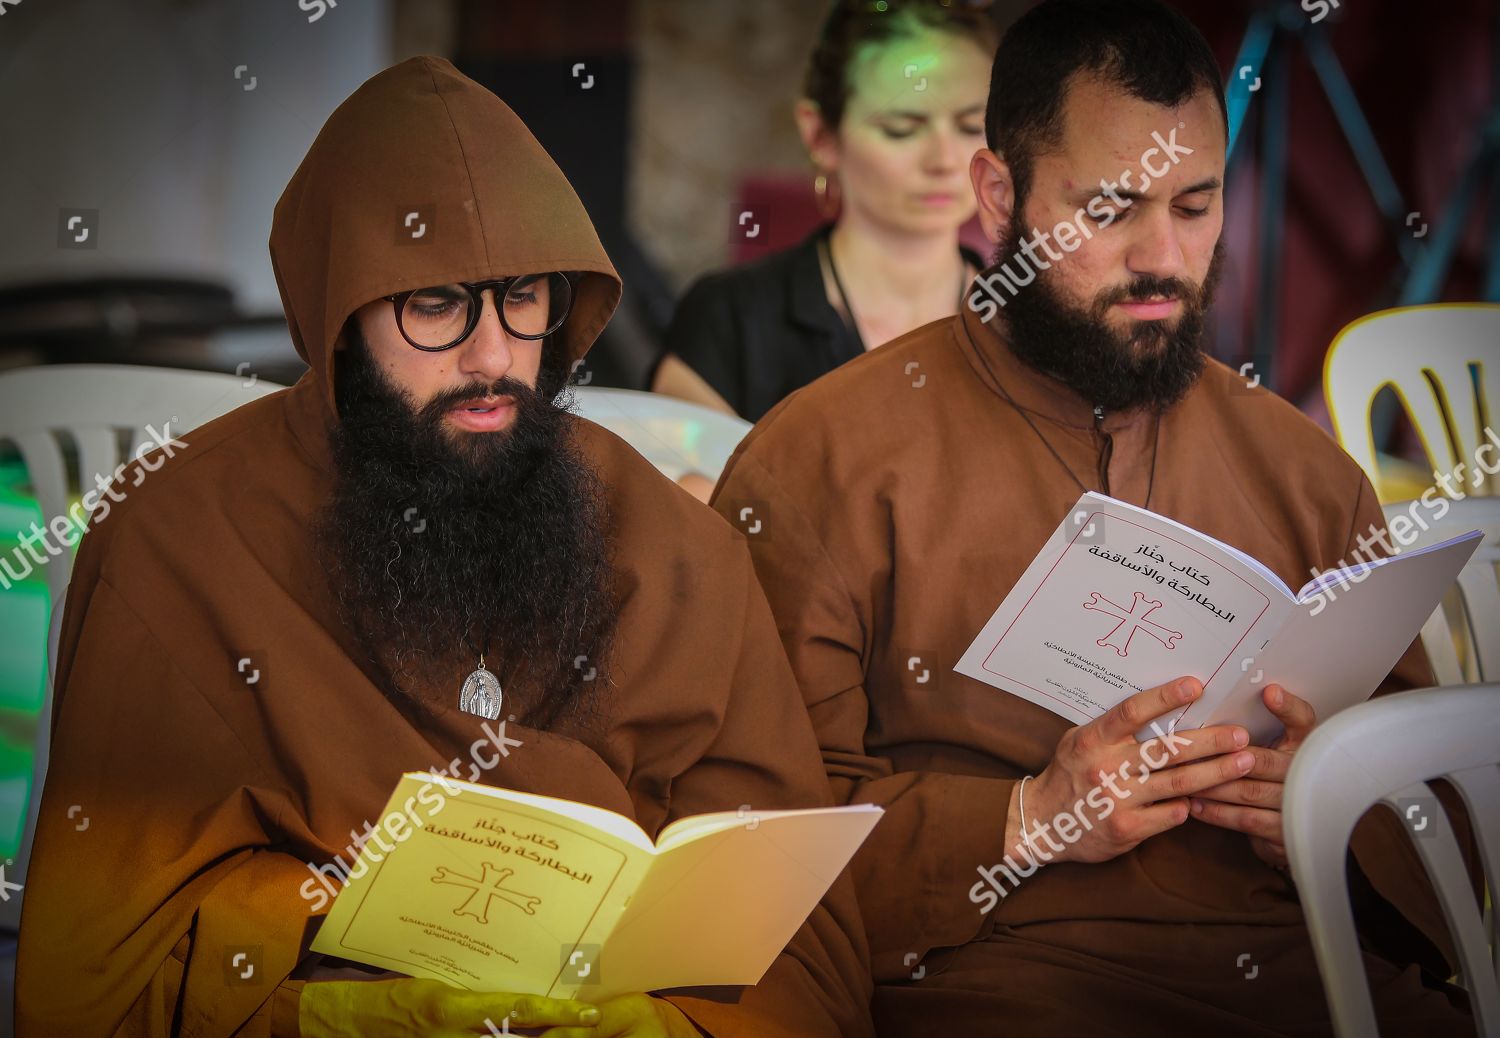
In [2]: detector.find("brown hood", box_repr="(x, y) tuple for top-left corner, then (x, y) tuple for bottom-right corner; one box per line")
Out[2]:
(269, 55), (621, 418)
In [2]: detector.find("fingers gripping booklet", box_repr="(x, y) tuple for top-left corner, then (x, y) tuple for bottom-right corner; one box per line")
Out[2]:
(309, 773), (882, 1001)
(955, 492), (1481, 745)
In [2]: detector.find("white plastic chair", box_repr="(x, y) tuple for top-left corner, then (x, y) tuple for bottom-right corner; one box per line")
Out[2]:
(1324, 303), (1500, 501)
(567, 386), (750, 484)
(0, 363), (285, 933)
(1381, 497), (1500, 686)
(1284, 682), (1500, 1036)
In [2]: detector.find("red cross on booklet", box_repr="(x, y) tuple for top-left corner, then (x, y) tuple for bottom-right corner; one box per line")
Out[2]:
(955, 492), (1481, 745)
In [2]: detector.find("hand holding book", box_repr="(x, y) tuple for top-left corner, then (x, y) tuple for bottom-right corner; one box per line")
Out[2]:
(1000, 677), (1253, 870)
(1187, 681), (1320, 870)
(299, 979), (704, 1037)
(298, 978), (605, 1037)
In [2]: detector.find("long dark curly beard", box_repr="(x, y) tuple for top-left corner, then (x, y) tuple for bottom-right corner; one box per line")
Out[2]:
(314, 326), (618, 735)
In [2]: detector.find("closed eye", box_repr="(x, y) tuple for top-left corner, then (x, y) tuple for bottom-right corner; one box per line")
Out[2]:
(880, 122), (922, 140)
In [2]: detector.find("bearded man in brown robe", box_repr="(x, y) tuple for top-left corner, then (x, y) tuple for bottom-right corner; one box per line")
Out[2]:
(16, 56), (873, 1038)
(711, 1), (1475, 1034)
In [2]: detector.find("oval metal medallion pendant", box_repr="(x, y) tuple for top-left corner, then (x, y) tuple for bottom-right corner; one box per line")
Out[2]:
(459, 664), (503, 720)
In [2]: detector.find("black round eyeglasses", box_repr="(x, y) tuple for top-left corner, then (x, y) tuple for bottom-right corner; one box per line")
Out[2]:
(383, 273), (573, 352)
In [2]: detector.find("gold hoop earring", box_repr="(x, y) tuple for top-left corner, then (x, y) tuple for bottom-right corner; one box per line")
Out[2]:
(813, 172), (841, 221)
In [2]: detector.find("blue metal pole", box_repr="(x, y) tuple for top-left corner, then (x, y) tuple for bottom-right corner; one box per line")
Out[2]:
(1253, 45), (1290, 394)
(1302, 27), (1419, 268)
(1226, 12), (1276, 162)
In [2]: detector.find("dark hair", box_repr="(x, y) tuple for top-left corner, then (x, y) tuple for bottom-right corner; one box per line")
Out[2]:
(985, 0), (1227, 207)
(804, 0), (1002, 129)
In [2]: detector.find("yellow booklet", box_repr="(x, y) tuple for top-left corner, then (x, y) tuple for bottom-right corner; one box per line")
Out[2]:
(310, 772), (882, 1000)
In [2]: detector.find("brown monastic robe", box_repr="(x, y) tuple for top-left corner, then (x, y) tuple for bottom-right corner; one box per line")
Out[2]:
(710, 299), (1474, 1035)
(16, 56), (873, 1038)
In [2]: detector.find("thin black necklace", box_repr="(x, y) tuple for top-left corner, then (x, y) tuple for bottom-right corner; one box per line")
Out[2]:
(960, 315), (1162, 509)
(822, 231), (969, 354)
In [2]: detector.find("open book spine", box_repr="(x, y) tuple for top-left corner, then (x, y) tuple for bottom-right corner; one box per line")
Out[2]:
(1160, 599), (1292, 736)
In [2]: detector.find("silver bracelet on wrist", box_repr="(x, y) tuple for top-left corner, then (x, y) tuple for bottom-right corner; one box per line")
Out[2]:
(1018, 774), (1039, 864)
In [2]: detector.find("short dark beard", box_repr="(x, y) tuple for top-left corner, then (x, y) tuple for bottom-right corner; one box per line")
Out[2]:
(992, 215), (1222, 413)
(314, 329), (618, 734)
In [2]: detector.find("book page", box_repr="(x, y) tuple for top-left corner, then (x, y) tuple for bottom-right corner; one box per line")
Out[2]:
(1195, 529), (1482, 743)
(654, 803), (876, 850)
(1293, 530), (1481, 601)
(435, 775), (655, 852)
(1109, 497), (1296, 598)
(311, 774), (650, 994)
(955, 493), (1288, 730)
(590, 805), (883, 1000)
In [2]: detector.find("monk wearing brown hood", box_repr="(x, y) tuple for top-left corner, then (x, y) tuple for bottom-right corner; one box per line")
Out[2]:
(712, 1), (1474, 1035)
(16, 57), (873, 1037)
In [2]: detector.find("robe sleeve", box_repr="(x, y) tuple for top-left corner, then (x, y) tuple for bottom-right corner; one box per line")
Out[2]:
(1340, 476), (1481, 977)
(16, 576), (317, 1037)
(710, 450), (1016, 982)
(655, 545), (875, 1038)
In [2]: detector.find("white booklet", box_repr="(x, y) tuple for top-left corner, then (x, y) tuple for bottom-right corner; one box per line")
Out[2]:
(955, 492), (1480, 744)
(310, 773), (883, 1001)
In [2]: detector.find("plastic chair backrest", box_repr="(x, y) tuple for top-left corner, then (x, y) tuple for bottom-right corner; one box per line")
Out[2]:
(1283, 682), (1500, 1036)
(0, 364), (284, 606)
(566, 386), (750, 483)
(1380, 497), (1500, 685)
(1324, 304), (1500, 500)
(0, 363), (283, 931)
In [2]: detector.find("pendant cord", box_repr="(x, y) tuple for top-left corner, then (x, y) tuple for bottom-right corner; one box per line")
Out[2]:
(464, 625), (489, 669)
(821, 230), (970, 354)
(960, 315), (1161, 509)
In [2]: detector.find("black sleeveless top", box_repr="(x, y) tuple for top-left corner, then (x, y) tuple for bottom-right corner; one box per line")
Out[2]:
(656, 224), (983, 423)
